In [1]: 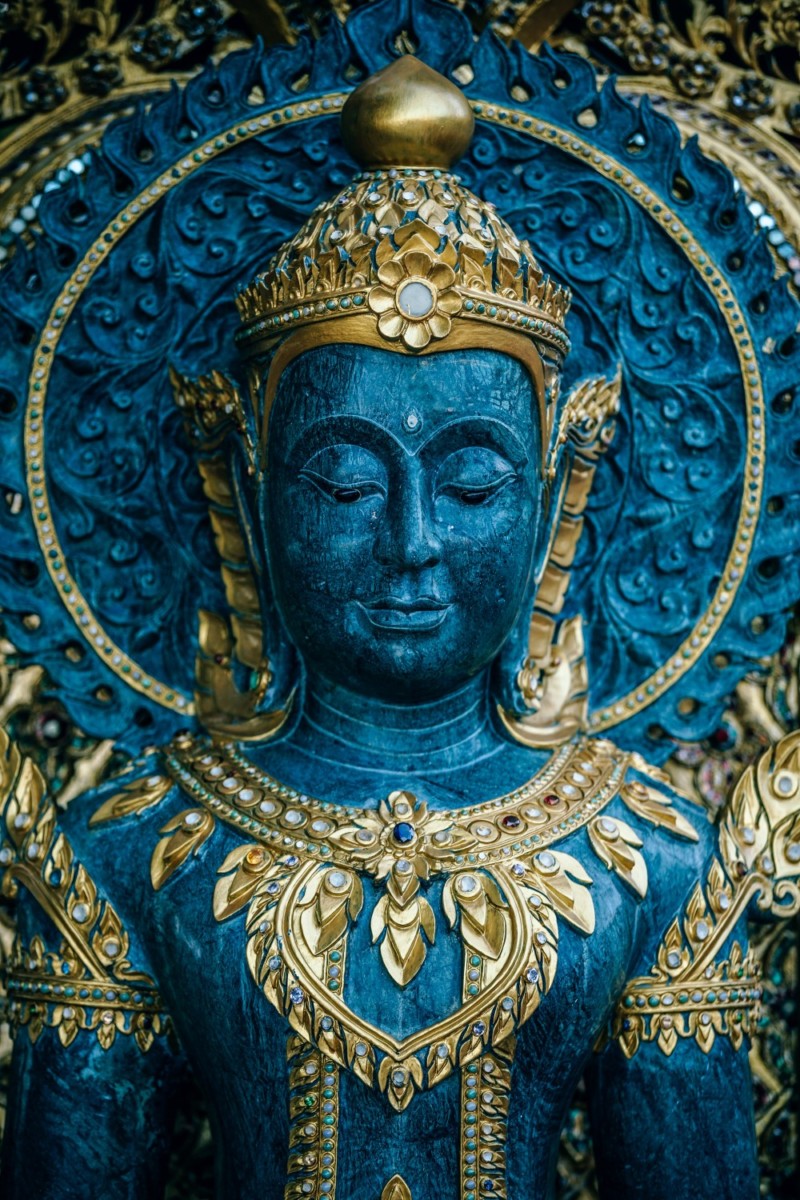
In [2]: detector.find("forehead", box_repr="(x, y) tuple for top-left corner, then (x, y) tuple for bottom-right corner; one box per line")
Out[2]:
(270, 345), (539, 448)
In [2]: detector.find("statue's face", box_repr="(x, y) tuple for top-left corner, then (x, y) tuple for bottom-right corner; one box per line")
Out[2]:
(265, 344), (541, 702)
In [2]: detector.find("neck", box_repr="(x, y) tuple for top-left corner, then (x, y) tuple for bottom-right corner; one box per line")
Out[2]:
(295, 670), (498, 771)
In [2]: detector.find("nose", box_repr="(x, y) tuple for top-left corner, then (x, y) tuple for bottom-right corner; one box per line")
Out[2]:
(372, 460), (443, 572)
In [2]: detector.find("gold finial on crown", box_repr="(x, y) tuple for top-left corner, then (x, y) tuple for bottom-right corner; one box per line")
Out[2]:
(340, 56), (475, 170)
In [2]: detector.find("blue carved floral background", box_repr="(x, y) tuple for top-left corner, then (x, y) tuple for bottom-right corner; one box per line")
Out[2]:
(0, 0), (797, 758)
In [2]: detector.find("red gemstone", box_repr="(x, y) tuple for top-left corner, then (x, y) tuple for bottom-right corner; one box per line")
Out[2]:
(501, 814), (521, 829)
(542, 794), (560, 807)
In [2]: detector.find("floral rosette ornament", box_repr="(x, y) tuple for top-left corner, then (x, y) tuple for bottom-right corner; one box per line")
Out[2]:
(330, 788), (471, 881)
(368, 223), (462, 349)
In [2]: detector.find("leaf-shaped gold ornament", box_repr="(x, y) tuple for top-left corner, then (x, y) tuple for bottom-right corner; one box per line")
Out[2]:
(587, 815), (648, 899)
(91, 901), (129, 967)
(528, 848), (595, 934)
(150, 809), (215, 891)
(381, 1175), (412, 1200)
(298, 866), (363, 957)
(213, 843), (275, 921)
(442, 870), (509, 961)
(376, 1054), (424, 1112)
(620, 778), (699, 843)
(370, 862), (435, 987)
(90, 774), (174, 826)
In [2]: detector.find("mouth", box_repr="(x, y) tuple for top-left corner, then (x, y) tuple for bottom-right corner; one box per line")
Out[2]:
(359, 596), (452, 632)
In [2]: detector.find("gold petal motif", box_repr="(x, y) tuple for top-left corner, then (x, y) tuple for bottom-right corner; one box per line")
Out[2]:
(427, 311), (451, 340)
(378, 310), (406, 339)
(376, 258), (405, 286)
(367, 284), (396, 314)
(402, 320), (432, 350)
(437, 287), (463, 316)
(150, 809), (215, 891)
(402, 250), (433, 277)
(428, 262), (456, 289)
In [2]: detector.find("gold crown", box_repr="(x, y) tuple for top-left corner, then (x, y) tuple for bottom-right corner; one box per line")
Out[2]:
(235, 57), (571, 362)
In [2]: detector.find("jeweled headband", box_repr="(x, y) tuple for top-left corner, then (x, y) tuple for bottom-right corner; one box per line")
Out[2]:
(234, 56), (573, 467)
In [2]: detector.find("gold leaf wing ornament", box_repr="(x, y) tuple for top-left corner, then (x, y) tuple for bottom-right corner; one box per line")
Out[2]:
(621, 760), (700, 844)
(442, 870), (509, 962)
(528, 847), (596, 935)
(719, 729), (800, 917)
(213, 843), (276, 921)
(0, 729), (167, 1053)
(298, 865), (364, 957)
(501, 367), (621, 750)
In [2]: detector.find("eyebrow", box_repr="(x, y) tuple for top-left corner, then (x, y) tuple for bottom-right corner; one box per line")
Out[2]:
(417, 416), (530, 465)
(284, 413), (532, 470)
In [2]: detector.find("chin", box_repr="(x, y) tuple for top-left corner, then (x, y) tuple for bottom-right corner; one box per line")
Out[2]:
(332, 635), (490, 703)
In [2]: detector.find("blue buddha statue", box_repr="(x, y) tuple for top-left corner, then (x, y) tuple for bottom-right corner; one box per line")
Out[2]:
(2, 55), (799, 1200)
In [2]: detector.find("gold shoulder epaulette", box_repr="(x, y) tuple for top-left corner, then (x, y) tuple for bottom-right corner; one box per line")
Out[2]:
(0, 730), (167, 1052)
(607, 732), (800, 1058)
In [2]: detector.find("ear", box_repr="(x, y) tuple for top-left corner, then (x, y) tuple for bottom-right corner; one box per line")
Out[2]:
(494, 367), (622, 747)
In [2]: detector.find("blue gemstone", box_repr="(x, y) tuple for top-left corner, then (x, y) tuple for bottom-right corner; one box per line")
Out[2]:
(393, 822), (415, 844)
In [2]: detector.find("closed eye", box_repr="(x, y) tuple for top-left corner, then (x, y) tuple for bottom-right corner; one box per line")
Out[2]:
(299, 469), (386, 505)
(437, 472), (517, 507)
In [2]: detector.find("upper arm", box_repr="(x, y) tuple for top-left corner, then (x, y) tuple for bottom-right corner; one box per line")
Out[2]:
(586, 1024), (758, 1200)
(582, 724), (800, 1200)
(586, 856), (761, 1200)
(0, 731), (183, 1199)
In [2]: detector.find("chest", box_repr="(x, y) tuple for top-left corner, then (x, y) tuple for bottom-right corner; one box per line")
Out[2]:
(144, 832), (638, 1188)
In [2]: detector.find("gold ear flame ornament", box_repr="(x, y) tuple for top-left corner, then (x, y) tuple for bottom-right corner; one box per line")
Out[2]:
(234, 55), (572, 470)
(170, 368), (290, 740)
(500, 368), (622, 749)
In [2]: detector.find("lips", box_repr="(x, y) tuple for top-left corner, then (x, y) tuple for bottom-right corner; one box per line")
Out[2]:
(359, 596), (452, 632)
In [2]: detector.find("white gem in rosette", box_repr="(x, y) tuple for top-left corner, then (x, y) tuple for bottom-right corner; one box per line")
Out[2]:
(397, 280), (434, 318)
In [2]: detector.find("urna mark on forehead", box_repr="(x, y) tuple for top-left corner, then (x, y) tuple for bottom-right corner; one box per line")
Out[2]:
(267, 344), (540, 463)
